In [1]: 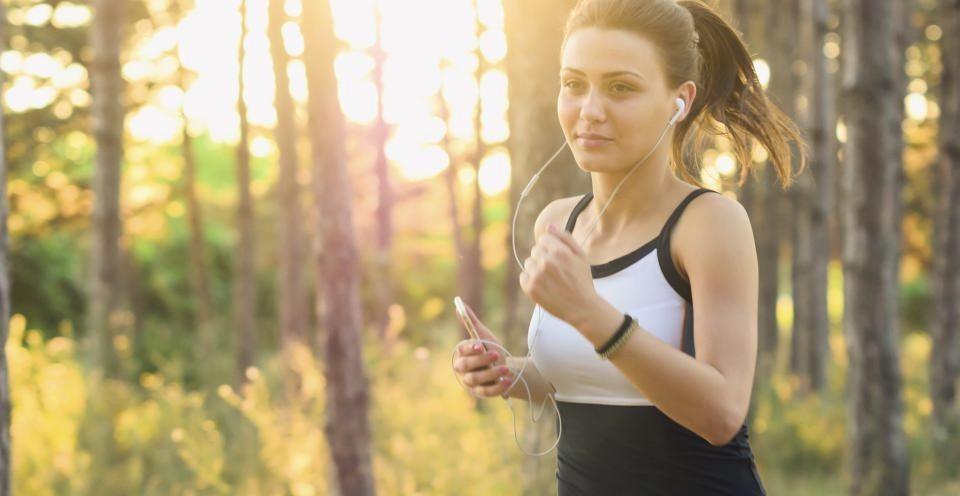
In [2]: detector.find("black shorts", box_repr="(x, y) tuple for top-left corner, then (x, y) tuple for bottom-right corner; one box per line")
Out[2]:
(555, 401), (766, 496)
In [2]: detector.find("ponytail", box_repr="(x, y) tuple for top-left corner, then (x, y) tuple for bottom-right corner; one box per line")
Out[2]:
(564, 0), (807, 188)
(677, 0), (806, 188)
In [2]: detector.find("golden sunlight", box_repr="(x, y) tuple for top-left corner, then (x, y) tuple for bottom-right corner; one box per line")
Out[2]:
(905, 92), (929, 121)
(478, 148), (511, 195)
(7, 0), (511, 189)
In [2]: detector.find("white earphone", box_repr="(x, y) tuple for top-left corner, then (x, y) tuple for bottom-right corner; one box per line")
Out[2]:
(453, 95), (689, 457)
(669, 97), (686, 125)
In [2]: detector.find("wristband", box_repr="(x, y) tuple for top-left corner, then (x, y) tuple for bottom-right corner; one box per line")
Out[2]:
(599, 318), (637, 360)
(595, 314), (633, 356)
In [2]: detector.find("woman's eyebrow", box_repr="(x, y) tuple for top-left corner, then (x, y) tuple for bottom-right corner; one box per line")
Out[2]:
(560, 67), (646, 81)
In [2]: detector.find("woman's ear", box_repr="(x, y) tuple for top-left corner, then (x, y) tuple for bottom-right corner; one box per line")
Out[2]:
(676, 81), (697, 121)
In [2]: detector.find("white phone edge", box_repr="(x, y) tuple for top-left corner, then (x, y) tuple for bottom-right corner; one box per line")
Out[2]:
(453, 296), (481, 342)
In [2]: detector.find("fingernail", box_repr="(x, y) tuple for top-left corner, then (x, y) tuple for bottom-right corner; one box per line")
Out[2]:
(474, 344), (482, 352)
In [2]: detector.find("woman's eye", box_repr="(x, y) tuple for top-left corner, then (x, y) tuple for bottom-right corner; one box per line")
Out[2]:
(562, 80), (584, 90)
(611, 83), (634, 93)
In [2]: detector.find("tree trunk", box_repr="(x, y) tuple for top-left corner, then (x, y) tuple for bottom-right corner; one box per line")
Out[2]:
(439, 59), (489, 412)
(503, 2), (585, 493)
(371, 6), (394, 342)
(734, 0), (782, 374)
(732, 0), (779, 378)
(438, 65), (471, 343)
(764, 0), (804, 381)
(89, 0), (125, 377)
(502, 0), (587, 355)
(887, 0), (909, 387)
(466, 0), (488, 330)
(782, 0), (806, 384)
(234, 0), (258, 387)
(794, 0), (835, 391)
(757, 167), (781, 369)
(176, 59), (216, 365)
(840, 0), (910, 493)
(930, 0), (960, 459)
(269, 0), (308, 368)
(302, 1), (376, 495)
(0, 5), (12, 492)
(760, 0), (793, 374)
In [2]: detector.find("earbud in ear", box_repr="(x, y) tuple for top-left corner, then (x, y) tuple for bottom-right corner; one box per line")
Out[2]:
(670, 98), (686, 125)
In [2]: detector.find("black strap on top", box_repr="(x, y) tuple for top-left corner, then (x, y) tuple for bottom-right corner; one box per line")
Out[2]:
(656, 188), (717, 303)
(657, 188), (717, 358)
(563, 188), (718, 357)
(564, 193), (594, 234)
(564, 188), (716, 279)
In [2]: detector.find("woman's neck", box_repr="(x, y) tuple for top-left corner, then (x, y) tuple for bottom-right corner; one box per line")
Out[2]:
(582, 151), (689, 243)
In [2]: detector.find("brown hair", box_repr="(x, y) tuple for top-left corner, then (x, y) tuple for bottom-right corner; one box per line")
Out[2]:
(562, 0), (807, 188)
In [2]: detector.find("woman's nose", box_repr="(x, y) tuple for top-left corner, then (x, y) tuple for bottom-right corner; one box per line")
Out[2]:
(579, 89), (606, 123)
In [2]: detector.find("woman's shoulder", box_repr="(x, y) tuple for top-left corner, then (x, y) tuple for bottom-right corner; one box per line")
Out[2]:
(671, 190), (756, 280)
(533, 195), (586, 242)
(681, 189), (750, 230)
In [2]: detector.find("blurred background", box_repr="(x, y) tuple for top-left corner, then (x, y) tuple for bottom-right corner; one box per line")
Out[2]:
(0, 0), (958, 494)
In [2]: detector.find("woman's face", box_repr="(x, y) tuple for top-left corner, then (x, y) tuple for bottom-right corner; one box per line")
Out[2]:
(558, 27), (682, 173)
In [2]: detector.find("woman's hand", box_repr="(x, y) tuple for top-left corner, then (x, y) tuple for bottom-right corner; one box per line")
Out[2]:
(452, 302), (515, 398)
(519, 224), (599, 326)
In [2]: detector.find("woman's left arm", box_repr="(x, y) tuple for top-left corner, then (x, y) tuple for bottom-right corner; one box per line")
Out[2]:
(570, 196), (759, 446)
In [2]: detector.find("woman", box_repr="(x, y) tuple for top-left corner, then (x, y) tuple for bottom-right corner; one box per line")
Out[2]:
(453, 0), (805, 494)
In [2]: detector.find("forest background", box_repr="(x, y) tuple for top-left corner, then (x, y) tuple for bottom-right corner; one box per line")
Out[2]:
(0, 0), (959, 495)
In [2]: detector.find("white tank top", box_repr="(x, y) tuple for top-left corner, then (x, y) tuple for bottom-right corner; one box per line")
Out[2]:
(528, 188), (716, 406)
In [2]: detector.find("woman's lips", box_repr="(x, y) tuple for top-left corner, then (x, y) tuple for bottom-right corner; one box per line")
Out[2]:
(576, 135), (613, 149)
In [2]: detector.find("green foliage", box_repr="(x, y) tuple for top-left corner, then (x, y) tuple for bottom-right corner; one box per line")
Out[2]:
(369, 337), (525, 495)
(8, 312), (539, 495)
(750, 328), (960, 495)
(10, 232), (85, 336)
(751, 366), (847, 474)
(9, 314), (90, 495)
(9, 302), (960, 495)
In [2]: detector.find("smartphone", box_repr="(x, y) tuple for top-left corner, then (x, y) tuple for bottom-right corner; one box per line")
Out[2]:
(454, 296), (496, 385)
(454, 296), (485, 348)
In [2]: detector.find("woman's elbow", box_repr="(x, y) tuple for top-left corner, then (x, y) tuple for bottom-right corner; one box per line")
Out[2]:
(704, 406), (746, 447)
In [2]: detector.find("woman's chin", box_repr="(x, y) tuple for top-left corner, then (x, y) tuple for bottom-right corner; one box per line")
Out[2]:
(574, 154), (618, 173)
